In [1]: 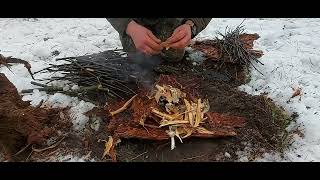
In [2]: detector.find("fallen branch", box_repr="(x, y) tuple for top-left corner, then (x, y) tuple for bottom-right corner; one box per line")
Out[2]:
(31, 136), (66, 153)
(0, 54), (34, 79)
(130, 151), (148, 161)
(21, 82), (113, 99)
(13, 144), (31, 157)
(180, 154), (207, 161)
(21, 87), (62, 94)
(25, 137), (65, 162)
(31, 81), (48, 87)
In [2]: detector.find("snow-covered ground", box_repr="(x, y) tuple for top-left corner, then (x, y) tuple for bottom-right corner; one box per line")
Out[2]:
(1, 18), (319, 162)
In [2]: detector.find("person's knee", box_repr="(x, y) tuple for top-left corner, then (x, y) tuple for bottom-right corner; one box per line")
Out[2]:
(120, 35), (136, 52)
(161, 48), (185, 62)
(155, 19), (186, 62)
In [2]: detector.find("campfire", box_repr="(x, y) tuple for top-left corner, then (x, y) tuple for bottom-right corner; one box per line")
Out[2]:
(99, 74), (246, 161)
(16, 26), (263, 161)
(1, 25), (294, 162)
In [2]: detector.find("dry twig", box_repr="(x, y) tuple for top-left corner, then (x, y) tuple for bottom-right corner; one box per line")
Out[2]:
(110, 94), (138, 116)
(32, 136), (66, 153)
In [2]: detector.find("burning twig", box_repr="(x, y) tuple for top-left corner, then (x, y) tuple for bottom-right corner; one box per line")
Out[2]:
(160, 42), (170, 50)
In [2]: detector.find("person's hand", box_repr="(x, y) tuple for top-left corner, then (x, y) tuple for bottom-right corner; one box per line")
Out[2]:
(164, 24), (192, 49)
(126, 20), (163, 55)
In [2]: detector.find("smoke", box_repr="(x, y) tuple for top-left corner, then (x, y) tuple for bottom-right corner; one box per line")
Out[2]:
(127, 52), (164, 88)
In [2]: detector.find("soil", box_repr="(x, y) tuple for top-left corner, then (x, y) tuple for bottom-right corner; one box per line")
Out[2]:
(0, 73), (72, 161)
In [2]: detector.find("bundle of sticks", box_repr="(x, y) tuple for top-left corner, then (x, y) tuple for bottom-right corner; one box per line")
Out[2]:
(33, 50), (143, 99)
(191, 24), (264, 72)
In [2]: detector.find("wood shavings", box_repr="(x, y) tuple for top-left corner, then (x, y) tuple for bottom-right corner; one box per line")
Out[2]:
(107, 79), (245, 151)
(110, 94), (137, 116)
(196, 127), (214, 134)
(99, 136), (113, 159)
(151, 108), (176, 121)
(194, 98), (202, 127)
(98, 136), (121, 161)
(159, 120), (189, 127)
(166, 127), (176, 150)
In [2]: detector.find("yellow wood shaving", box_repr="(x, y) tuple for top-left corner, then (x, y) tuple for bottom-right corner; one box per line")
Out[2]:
(184, 99), (193, 126)
(110, 94), (137, 116)
(196, 127), (214, 134)
(159, 120), (189, 127)
(99, 136), (113, 159)
(194, 98), (202, 127)
(175, 128), (183, 143)
(179, 127), (193, 139)
(139, 114), (147, 126)
(202, 99), (210, 113)
(152, 108), (176, 121)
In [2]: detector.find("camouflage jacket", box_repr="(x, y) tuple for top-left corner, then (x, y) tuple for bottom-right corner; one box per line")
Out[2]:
(107, 18), (212, 39)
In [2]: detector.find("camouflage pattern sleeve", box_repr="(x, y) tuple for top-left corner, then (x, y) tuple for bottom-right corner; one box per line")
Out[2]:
(107, 18), (133, 36)
(186, 18), (212, 38)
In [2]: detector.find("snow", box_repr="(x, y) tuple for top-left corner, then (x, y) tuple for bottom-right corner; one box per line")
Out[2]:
(197, 18), (320, 162)
(224, 152), (231, 158)
(33, 152), (95, 162)
(1, 18), (320, 162)
(69, 100), (96, 132)
(53, 154), (96, 162)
